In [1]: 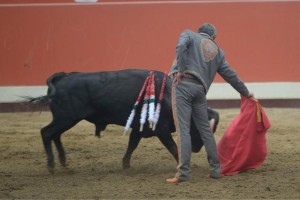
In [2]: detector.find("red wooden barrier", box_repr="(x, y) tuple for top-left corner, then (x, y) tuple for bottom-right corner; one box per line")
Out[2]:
(0, 1), (299, 86)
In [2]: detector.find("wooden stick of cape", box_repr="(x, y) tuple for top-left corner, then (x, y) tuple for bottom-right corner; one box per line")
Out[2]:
(148, 72), (155, 128)
(139, 72), (152, 131)
(124, 73), (150, 134)
(152, 72), (167, 131)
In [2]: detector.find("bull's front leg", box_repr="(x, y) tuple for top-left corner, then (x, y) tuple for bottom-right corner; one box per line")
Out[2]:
(157, 131), (179, 163)
(95, 124), (107, 138)
(122, 129), (142, 169)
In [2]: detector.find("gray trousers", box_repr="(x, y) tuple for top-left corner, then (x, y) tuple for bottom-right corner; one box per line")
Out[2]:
(171, 79), (221, 180)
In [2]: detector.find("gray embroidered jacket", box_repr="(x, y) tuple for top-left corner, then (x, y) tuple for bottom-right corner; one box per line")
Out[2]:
(169, 29), (249, 97)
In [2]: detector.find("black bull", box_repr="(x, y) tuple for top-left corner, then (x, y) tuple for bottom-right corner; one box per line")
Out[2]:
(27, 69), (219, 173)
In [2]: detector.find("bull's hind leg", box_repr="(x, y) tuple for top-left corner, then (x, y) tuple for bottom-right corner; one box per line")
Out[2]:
(41, 120), (78, 173)
(53, 135), (66, 167)
(41, 125), (55, 173)
(122, 129), (142, 169)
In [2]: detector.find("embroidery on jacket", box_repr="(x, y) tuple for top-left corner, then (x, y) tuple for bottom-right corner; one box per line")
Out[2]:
(200, 38), (218, 62)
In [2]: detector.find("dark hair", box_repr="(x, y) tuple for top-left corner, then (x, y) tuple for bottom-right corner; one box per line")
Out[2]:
(198, 23), (217, 37)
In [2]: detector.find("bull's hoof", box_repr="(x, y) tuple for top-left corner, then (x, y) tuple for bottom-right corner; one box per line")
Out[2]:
(122, 163), (130, 169)
(47, 162), (55, 174)
(59, 157), (67, 167)
(48, 166), (55, 174)
(47, 158), (55, 173)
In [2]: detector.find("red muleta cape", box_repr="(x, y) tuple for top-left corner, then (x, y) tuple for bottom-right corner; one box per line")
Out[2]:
(217, 96), (271, 175)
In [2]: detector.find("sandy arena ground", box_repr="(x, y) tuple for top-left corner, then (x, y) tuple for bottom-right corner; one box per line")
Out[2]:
(0, 108), (299, 199)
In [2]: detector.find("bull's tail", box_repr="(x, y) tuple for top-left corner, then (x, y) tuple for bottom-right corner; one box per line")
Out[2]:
(23, 72), (70, 110)
(23, 95), (50, 106)
(20, 95), (51, 113)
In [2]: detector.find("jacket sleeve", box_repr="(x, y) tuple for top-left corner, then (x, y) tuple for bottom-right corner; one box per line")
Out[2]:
(218, 59), (249, 97)
(176, 30), (191, 72)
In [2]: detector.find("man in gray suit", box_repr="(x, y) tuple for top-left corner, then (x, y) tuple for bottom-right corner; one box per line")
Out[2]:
(167, 23), (253, 183)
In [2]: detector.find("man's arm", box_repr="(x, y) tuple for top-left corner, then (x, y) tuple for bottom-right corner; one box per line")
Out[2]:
(171, 30), (192, 84)
(176, 30), (191, 73)
(218, 59), (252, 97)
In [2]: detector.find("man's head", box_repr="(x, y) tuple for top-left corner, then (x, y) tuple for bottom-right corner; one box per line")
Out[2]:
(198, 23), (217, 40)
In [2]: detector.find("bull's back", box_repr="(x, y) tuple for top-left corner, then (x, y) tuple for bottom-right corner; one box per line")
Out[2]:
(49, 69), (173, 131)
(86, 69), (173, 127)
(86, 69), (152, 124)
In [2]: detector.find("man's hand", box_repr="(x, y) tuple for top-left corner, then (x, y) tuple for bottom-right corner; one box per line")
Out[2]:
(248, 92), (254, 98)
(247, 91), (258, 102)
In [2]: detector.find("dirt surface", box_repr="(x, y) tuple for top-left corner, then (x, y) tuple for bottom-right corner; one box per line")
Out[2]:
(0, 108), (299, 199)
